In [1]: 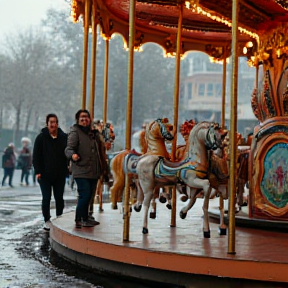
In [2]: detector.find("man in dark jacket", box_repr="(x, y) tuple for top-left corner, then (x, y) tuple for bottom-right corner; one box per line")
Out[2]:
(33, 113), (68, 231)
(65, 109), (108, 229)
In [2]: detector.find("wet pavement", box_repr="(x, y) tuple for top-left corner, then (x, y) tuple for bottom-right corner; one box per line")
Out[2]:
(1, 171), (288, 288)
(0, 170), (175, 288)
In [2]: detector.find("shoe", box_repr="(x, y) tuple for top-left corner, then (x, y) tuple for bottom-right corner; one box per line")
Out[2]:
(88, 215), (95, 221)
(87, 219), (100, 226)
(43, 220), (51, 231)
(81, 220), (95, 227)
(9, 185), (14, 188)
(75, 221), (82, 229)
(20, 183), (24, 186)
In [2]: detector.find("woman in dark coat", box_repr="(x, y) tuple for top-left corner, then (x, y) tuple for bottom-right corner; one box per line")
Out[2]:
(1, 143), (16, 187)
(33, 114), (68, 231)
(19, 137), (32, 186)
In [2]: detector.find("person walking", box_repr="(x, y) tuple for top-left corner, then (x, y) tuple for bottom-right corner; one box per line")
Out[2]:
(1, 143), (16, 188)
(19, 137), (32, 186)
(65, 109), (108, 229)
(33, 113), (68, 231)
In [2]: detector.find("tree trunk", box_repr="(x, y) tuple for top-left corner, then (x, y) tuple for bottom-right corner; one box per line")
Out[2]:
(15, 106), (21, 146)
(25, 105), (34, 135)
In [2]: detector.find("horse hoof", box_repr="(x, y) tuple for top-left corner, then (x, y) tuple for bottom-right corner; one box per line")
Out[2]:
(166, 203), (172, 210)
(218, 227), (227, 236)
(130, 206), (132, 213)
(142, 227), (148, 234)
(99, 208), (104, 212)
(203, 230), (210, 238)
(235, 207), (241, 213)
(111, 204), (118, 210)
(134, 204), (142, 212)
(179, 211), (187, 219)
(180, 195), (188, 202)
(159, 195), (167, 203)
(150, 212), (156, 219)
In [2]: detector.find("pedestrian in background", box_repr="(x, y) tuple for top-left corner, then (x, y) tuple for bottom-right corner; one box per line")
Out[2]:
(1, 143), (16, 188)
(33, 113), (68, 231)
(19, 137), (32, 186)
(65, 109), (108, 229)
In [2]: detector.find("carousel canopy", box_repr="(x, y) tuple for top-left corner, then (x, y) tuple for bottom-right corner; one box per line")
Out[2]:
(71, 0), (288, 60)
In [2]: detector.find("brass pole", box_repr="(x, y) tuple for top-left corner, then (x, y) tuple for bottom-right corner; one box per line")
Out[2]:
(82, 0), (91, 109)
(219, 48), (227, 220)
(89, 12), (97, 119)
(123, 0), (136, 242)
(228, 0), (239, 255)
(170, 3), (183, 227)
(103, 39), (109, 124)
(221, 49), (227, 129)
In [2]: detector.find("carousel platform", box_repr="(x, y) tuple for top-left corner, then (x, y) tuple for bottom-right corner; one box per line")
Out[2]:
(49, 198), (288, 287)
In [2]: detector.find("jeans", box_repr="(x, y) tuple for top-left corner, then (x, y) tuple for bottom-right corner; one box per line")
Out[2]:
(21, 168), (30, 185)
(2, 168), (14, 186)
(75, 178), (97, 222)
(39, 176), (66, 222)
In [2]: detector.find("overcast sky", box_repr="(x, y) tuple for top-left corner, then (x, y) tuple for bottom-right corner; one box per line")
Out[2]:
(0, 0), (68, 40)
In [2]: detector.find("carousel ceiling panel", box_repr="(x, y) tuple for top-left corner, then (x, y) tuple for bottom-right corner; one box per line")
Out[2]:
(101, 0), (251, 44)
(198, 0), (288, 32)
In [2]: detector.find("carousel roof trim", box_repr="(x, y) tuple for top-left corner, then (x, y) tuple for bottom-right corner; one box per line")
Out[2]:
(71, 0), (288, 61)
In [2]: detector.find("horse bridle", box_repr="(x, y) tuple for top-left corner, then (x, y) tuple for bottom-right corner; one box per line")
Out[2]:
(156, 118), (174, 141)
(102, 123), (111, 142)
(205, 125), (220, 150)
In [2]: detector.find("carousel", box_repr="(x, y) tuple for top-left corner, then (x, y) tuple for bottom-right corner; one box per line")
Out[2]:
(49, 0), (288, 286)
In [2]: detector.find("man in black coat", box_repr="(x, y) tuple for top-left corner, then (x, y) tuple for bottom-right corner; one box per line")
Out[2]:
(33, 113), (68, 231)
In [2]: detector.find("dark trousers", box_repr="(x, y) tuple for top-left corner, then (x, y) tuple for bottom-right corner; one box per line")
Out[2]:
(21, 168), (30, 185)
(39, 176), (66, 222)
(2, 168), (14, 186)
(75, 178), (97, 222)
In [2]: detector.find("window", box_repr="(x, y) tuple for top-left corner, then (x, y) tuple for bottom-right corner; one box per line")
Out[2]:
(215, 83), (222, 97)
(198, 83), (205, 97)
(187, 83), (192, 99)
(207, 83), (214, 97)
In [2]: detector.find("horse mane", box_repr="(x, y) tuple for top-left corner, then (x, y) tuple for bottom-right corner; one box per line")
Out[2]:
(189, 121), (210, 140)
(139, 130), (148, 153)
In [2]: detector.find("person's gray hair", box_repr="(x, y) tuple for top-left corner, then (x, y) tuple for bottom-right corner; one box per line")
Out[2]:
(21, 137), (31, 144)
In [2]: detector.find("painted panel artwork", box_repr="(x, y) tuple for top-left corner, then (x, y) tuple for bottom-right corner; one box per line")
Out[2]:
(261, 143), (288, 208)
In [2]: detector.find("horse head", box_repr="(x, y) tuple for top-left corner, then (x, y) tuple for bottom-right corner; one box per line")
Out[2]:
(156, 118), (174, 141)
(205, 123), (227, 150)
(101, 122), (115, 151)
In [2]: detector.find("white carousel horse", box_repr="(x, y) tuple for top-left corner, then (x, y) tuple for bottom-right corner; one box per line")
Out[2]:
(125, 121), (227, 237)
(109, 118), (173, 210)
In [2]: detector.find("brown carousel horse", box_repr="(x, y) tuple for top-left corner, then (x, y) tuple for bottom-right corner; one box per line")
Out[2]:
(175, 119), (197, 161)
(109, 118), (173, 209)
(89, 121), (115, 213)
(126, 121), (227, 237)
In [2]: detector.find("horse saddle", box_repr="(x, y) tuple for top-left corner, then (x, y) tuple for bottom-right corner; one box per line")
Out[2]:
(123, 152), (141, 174)
(154, 157), (207, 180)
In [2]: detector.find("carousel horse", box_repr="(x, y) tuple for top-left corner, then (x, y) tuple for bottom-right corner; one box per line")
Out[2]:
(126, 121), (227, 237)
(91, 121), (115, 213)
(220, 132), (251, 212)
(109, 118), (173, 209)
(158, 119), (197, 206)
